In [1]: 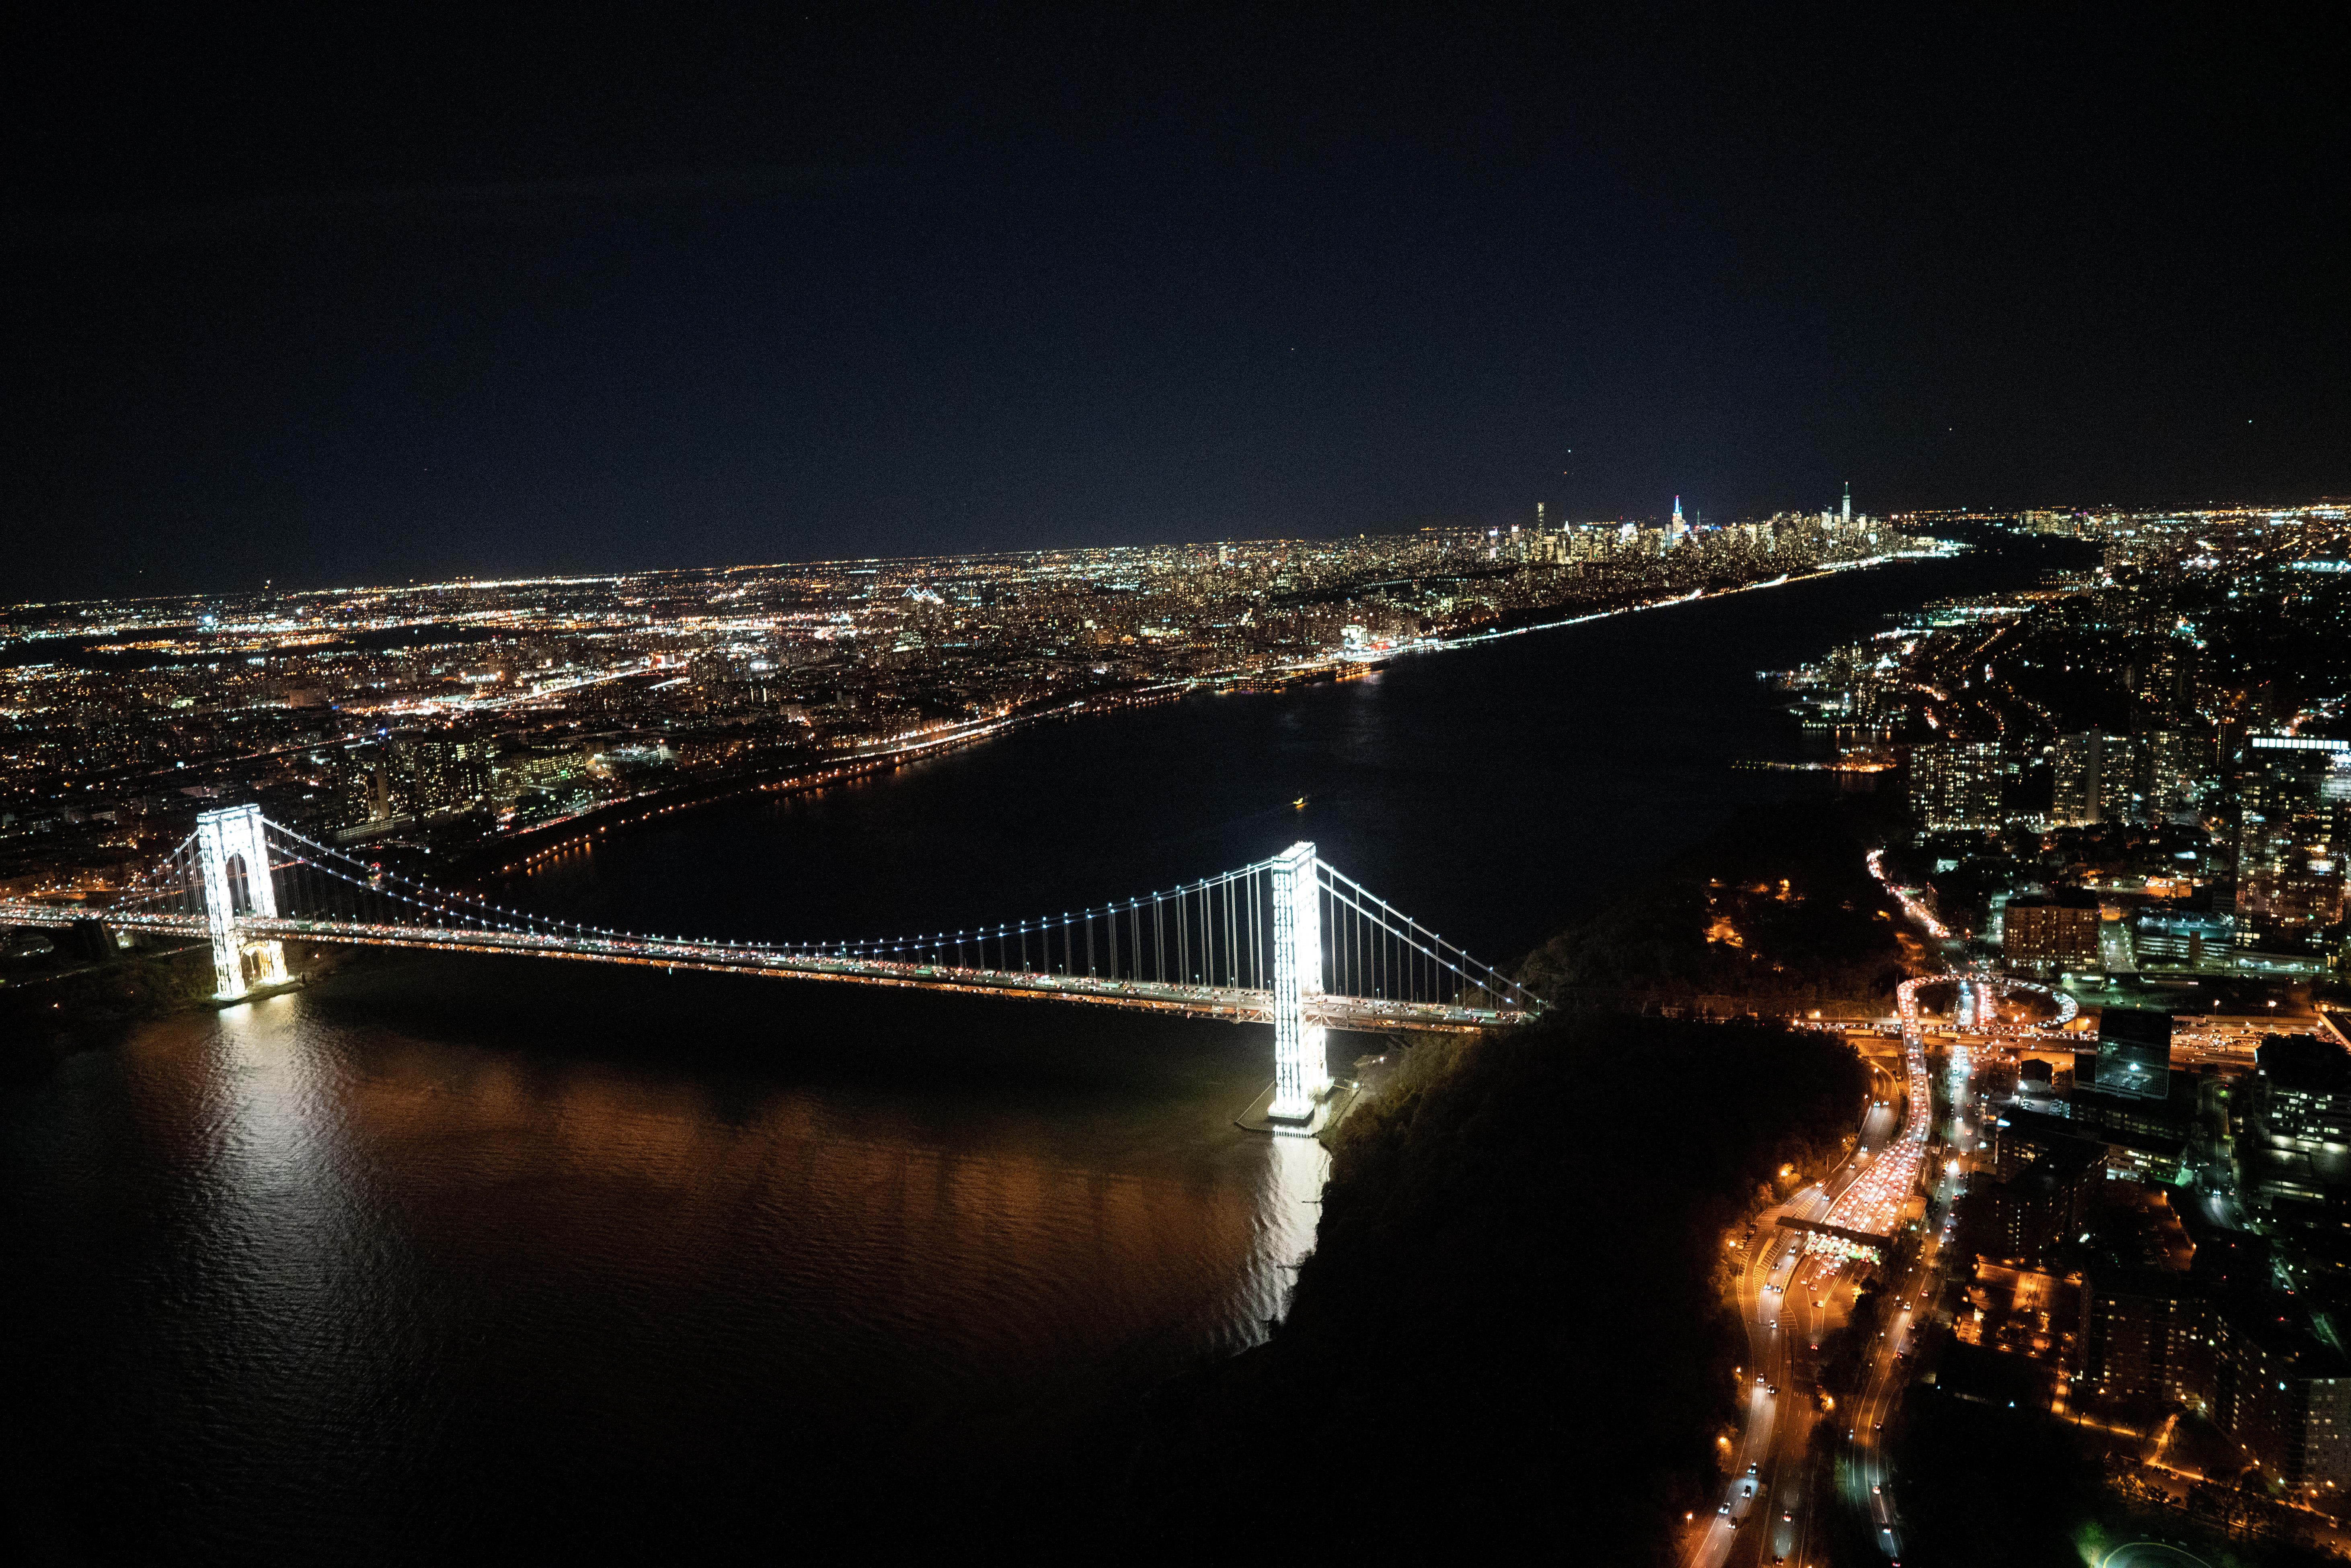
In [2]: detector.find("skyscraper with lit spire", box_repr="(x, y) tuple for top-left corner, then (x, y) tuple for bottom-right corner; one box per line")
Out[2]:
(1669, 495), (1686, 539)
(1842, 483), (1851, 526)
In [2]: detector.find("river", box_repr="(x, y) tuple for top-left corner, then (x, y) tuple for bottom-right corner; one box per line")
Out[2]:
(0, 527), (2090, 1560)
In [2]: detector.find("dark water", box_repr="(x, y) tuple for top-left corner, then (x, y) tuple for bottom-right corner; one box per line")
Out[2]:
(0, 530), (2089, 1561)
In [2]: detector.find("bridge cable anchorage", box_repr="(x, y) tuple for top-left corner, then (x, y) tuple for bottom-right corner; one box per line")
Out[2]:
(5, 820), (1538, 1081)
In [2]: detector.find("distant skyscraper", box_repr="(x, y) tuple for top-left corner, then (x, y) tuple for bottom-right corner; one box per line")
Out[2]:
(1669, 496), (1686, 538)
(1842, 483), (1852, 526)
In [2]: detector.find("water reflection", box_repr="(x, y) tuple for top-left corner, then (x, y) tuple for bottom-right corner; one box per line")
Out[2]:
(1239, 1129), (1331, 1337)
(5, 973), (1305, 1553)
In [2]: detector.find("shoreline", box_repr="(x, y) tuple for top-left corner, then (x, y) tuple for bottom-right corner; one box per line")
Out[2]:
(470, 540), (1963, 878)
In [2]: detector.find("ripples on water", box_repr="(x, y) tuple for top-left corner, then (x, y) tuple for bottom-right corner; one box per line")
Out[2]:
(0, 530), (2088, 1559)
(8, 966), (1320, 1557)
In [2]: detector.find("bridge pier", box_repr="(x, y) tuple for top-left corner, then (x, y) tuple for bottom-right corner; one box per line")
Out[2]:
(195, 805), (285, 1000)
(1266, 840), (1331, 1127)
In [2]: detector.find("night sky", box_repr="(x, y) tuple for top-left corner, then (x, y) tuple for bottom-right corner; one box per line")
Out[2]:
(5, 8), (2344, 601)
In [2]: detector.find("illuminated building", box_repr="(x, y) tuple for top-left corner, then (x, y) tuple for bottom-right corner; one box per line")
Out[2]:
(1968, 1128), (2101, 1265)
(2235, 737), (2349, 946)
(2212, 1307), (2351, 1490)
(2002, 891), (2101, 973)
(2080, 1269), (2213, 1406)
(2250, 1034), (2351, 1204)
(2131, 907), (2234, 967)
(2138, 727), (2215, 820)
(2078, 1264), (2351, 1488)
(2051, 732), (2136, 827)
(1909, 740), (2004, 831)
(390, 732), (493, 816)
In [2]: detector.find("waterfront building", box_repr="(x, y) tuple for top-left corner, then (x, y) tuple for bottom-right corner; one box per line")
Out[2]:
(390, 732), (494, 817)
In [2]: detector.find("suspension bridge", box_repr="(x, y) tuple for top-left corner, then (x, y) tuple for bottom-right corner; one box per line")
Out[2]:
(0, 805), (1541, 1127)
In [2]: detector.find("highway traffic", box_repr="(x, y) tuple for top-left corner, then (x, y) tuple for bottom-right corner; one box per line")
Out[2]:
(1692, 1075), (1904, 1568)
(1690, 967), (2050, 1567)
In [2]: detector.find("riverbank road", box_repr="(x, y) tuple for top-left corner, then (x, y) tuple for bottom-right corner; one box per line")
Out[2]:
(1688, 1094), (1900, 1568)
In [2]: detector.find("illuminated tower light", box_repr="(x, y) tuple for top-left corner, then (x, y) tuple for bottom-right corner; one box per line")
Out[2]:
(1266, 840), (1331, 1128)
(195, 804), (287, 999)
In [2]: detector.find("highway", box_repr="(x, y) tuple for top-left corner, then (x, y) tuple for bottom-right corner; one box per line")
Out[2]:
(1686, 854), (2094, 1565)
(1690, 1064), (1905, 1568)
(1692, 969), (2031, 1568)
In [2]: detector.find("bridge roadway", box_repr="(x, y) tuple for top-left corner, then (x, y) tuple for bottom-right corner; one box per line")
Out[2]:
(0, 901), (1529, 1033)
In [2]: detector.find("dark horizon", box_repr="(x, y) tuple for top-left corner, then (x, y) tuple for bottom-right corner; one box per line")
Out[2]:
(6, 8), (2345, 602)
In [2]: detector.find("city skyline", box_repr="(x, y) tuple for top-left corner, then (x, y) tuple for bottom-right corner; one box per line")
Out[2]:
(24, 485), (2347, 609)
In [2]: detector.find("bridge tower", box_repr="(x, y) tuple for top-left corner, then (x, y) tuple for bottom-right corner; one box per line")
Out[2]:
(1267, 840), (1332, 1126)
(195, 805), (286, 1000)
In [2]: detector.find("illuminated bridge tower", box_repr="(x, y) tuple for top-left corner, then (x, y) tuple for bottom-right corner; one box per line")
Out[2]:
(1267, 840), (1332, 1128)
(195, 804), (287, 1000)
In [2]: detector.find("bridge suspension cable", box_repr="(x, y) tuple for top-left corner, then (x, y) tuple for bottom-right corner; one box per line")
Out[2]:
(1, 812), (1542, 1123)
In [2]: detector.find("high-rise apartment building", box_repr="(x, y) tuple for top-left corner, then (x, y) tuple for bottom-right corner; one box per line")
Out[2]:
(2078, 1273), (2351, 1489)
(2214, 1309), (2351, 1490)
(2252, 1034), (2351, 1204)
(1909, 741), (2005, 831)
(2052, 733), (2104, 826)
(2003, 891), (2103, 973)
(2052, 732), (2141, 827)
(2139, 729), (2215, 820)
(2236, 737), (2349, 944)
(389, 732), (493, 817)
(2081, 1269), (2212, 1406)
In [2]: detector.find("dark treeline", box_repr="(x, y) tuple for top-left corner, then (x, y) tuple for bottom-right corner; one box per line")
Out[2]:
(1126, 1012), (1867, 1560)
(1895, 1379), (2347, 1566)
(0, 941), (214, 1039)
(1894, 1398), (2109, 1567)
(1518, 798), (1912, 1008)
